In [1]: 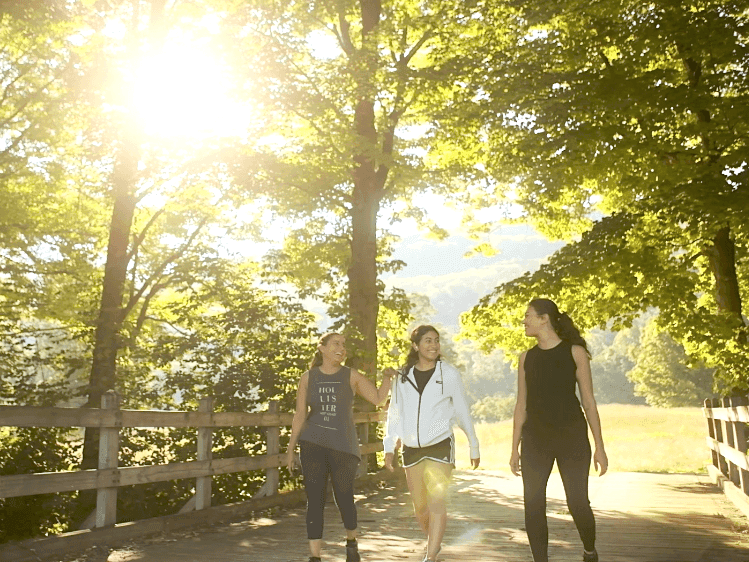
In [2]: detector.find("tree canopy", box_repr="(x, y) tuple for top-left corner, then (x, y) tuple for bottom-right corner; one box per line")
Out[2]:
(459, 0), (749, 391)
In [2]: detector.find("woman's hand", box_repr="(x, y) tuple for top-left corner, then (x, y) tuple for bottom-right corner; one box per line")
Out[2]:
(384, 452), (395, 472)
(471, 457), (480, 469)
(286, 449), (300, 476)
(594, 447), (608, 476)
(509, 450), (521, 476)
(382, 367), (398, 380)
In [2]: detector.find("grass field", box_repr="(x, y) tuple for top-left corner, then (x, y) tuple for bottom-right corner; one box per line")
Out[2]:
(453, 404), (710, 474)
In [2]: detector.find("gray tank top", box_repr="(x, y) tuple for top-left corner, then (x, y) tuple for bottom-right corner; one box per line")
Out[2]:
(298, 366), (360, 459)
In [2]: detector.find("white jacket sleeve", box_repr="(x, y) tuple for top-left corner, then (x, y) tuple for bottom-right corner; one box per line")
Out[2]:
(449, 366), (480, 459)
(383, 377), (402, 454)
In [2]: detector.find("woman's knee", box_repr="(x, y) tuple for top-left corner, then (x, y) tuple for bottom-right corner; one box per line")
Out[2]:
(412, 500), (429, 519)
(566, 496), (593, 518)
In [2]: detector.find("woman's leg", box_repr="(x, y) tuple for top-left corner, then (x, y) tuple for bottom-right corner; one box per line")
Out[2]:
(300, 441), (331, 558)
(405, 461), (430, 537)
(556, 422), (596, 553)
(521, 428), (556, 562)
(328, 449), (360, 533)
(328, 449), (361, 561)
(405, 459), (452, 560)
(423, 459), (452, 559)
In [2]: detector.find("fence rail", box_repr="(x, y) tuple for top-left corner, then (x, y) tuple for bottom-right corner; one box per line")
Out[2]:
(703, 397), (749, 518)
(0, 391), (386, 529)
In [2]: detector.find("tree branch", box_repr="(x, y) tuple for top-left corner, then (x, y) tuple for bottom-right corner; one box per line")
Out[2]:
(336, 11), (355, 56)
(400, 30), (433, 67)
(128, 207), (166, 263)
(121, 214), (210, 321)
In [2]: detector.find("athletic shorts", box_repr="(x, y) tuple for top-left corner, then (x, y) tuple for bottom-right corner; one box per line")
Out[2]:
(402, 435), (455, 468)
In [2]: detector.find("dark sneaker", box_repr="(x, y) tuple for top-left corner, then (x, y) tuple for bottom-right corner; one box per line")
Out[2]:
(346, 543), (361, 562)
(583, 549), (598, 562)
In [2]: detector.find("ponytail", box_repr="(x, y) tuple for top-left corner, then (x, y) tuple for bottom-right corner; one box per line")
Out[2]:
(528, 299), (590, 357)
(309, 332), (341, 369)
(309, 350), (324, 369)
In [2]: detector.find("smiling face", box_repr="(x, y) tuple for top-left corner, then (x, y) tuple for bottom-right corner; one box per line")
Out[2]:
(319, 334), (347, 366)
(413, 330), (440, 364)
(523, 306), (547, 338)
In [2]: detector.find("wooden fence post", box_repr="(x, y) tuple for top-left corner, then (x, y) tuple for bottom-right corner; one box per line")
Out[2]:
(730, 396), (749, 494)
(713, 398), (730, 476)
(705, 398), (720, 470)
(196, 396), (214, 511)
(266, 400), (280, 496)
(96, 390), (120, 528)
(722, 397), (740, 485)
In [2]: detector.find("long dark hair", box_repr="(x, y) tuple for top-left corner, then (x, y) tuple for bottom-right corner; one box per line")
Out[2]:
(309, 332), (341, 369)
(528, 298), (590, 357)
(401, 325), (441, 381)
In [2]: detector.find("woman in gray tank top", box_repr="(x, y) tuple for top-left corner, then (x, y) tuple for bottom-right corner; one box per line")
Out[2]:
(286, 332), (396, 562)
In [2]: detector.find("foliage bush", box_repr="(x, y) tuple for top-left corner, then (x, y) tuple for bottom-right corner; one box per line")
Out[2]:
(0, 428), (79, 542)
(470, 393), (516, 423)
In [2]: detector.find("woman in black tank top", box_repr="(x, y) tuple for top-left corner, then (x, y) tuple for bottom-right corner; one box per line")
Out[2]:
(509, 299), (608, 562)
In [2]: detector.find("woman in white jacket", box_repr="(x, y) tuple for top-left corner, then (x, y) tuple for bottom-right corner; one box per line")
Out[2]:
(384, 325), (480, 562)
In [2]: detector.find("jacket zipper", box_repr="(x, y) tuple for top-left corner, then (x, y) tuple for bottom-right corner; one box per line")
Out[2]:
(416, 391), (422, 448)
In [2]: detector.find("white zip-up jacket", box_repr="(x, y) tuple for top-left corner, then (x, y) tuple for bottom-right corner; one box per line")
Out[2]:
(383, 360), (480, 459)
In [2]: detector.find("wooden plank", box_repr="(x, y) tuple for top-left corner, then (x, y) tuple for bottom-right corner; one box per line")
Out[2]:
(0, 468), (117, 498)
(0, 405), (385, 429)
(1, 445), (387, 500)
(118, 409), (381, 428)
(115, 456), (283, 487)
(0, 406), (118, 428)
(704, 405), (749, 423)
(0, 455), (283, 498)
(707, 436), (749, 472)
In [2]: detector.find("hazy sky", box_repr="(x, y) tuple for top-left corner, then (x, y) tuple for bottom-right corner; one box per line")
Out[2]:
(386, 223), (563, 330)
(247, 195), (563, 332)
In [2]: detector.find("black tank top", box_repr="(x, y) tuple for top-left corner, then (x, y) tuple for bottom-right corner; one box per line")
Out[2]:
(524, 340), (585, 428)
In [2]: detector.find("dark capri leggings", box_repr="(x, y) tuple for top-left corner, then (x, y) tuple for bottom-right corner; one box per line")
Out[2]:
(521, 419), (596, 562)
(299, 440), (360, 540)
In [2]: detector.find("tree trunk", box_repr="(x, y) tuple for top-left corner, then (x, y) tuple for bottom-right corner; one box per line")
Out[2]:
(348, 0), (387, 474)
(705, 226), (745, 324)
(704, 225), (748, 394)
(81, 123), (141, 465)
(73, 123), (141, 524)
(348, 0), (385, 376)
(349, 176), (380, 373)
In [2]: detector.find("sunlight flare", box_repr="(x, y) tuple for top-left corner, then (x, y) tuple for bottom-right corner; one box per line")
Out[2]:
(133, 42), (252, 140)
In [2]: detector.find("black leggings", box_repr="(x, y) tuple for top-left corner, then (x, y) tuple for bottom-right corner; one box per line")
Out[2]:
(521, 419), (596, 562)
(299, 440), (360, 540)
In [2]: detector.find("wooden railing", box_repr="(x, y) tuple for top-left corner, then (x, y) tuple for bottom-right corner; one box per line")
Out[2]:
(0, 391), (386, 529)
(703, 396), (749, 518)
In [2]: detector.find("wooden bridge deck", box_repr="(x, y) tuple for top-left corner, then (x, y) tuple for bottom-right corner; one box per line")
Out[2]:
(71, 471), (749, 562)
